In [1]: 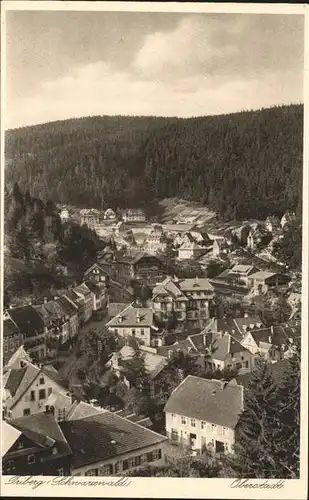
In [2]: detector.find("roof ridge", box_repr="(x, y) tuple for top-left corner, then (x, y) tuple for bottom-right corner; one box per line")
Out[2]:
(9, 365), (41, 410)
(106, 302), (135, 325)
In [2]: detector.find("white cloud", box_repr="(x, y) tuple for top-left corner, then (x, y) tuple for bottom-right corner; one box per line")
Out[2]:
(133, 16), (238, 79)
(6, 59), (302, 129)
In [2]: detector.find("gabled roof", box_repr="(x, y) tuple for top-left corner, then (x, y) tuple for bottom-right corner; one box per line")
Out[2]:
(152, 278), (187, 301)
(230, 264), (256, 275)
(106, 304), (154, 328)
(108, 302), (129, 318)
(117, 345), (168, 380)
(178, 278), (214, 292)
(41, 300), (68, 320)
(233, 316), (264, 336)
(7, 305), (45, 335)
(85, 281), (104, 296)
(57, 295), (78, 316)
(10, 412), (71, 457)
(247, 326), (290, 348)
(3, 317), (20, 337)
(74, 283), (92, 297)
(5, 367), (27, 396)
(2, 421), (21, 457)
(4, 346), (31, 371)
(84, 263), (109, 276)
(5, 363), (41, 410)
(60, 410), (167, 468)
(164, 376), (243, 429)
(248, 271), (277, 280)
(191, 331), (249, 361)
(64, 290), (81, 304)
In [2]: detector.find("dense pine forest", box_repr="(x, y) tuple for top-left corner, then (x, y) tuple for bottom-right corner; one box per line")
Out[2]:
(5, 104), (303, 220)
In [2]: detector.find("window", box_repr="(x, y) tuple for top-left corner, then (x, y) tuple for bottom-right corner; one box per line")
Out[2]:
(147, 452), (154, 462)
(114, 462), (120, 473)
(212, 424), (217, 432)
(98, 464), (113, 476)
(245, 361), (249, 368)
(114, 329), (118, 335)
(6, 460), (15, 472)
(134, 455), (141, 467)
(223, 427), (229, 436)
(171, 413), (175, 420)
(153, 449), (162, 461)
(4, 344), (8, 353)
(23, 408), (30, 416)
(141, 328), (145, 336)
(48, 388), (52, 396)
(58, 408), (66, 421)
(191, 419), (196, 427)
(57, 467), (64, 476)
(30, 391), (35, 401)
(141, 453), (147, 464)
(39, 389), (46, 400)
(132, 329), (136, 336)
(39, 377), (45, 385)
(122, 459), (129, 471)
(27, 454), (35, 464)
(171, 429), (178, 442)
(85, 469), (97, 476)
(181, 416), (186, 425)
(18, 441), (24, 449)
(201, 421), (206, 430)
(128, 457), (136, 468)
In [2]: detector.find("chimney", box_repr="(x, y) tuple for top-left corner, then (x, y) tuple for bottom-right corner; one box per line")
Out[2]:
(244, 312), (248, 319)
(136, 309), (140, 323)
(44, 297), (48, 304)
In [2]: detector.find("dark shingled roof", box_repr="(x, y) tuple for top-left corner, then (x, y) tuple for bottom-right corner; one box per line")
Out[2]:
(11, 412), (71, 457)
(57, 295), (78, 316)
(60, 410), (167, 468)
(7, 305), (45, 335)
(5, 368), (27, 396)
(164, 375), (243, 429)
(3, 318), (20, 337)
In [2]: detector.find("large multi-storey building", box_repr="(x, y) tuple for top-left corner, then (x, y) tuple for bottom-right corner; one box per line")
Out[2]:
(152, 277), (215, 330)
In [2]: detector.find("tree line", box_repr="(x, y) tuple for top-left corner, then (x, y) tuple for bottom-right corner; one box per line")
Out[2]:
(5, 104), (303, 220)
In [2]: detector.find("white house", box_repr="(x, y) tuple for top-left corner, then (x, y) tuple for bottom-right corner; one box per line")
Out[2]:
(106, 304), (160, 347)
(164, 375), (243, 454)
(3, 360), (67, 420)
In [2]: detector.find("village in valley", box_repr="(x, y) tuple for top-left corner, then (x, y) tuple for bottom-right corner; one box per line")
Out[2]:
(3, 195), (302, 478)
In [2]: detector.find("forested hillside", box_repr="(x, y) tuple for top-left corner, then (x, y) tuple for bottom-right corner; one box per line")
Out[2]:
(5, 105), (303, 220)
(4, 184), (103, 305)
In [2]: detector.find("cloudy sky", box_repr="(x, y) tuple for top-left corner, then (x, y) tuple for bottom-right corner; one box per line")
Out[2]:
(5, 10), (304, 129)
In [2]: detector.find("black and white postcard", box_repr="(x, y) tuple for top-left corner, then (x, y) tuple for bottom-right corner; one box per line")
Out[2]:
(1, 2), (308, 499)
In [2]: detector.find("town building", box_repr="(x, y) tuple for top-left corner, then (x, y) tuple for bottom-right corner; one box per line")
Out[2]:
(85, 281), (108, 311)
(57, 296), (79, 338)
(37, 299), (70, 346)
(108, 344), (168, 400)
(4, 305), (47, 361)
(3, 346), (31, 372)
(3, 359), (67, 419)
(265, 216), (281, 233)
(240, 325), (292, 362)
(212, 238), (230, 258)
(122, 208), (146, 223)
(84, 263), (110, 288)
(59, 410), (167, 476)
(3, 317), (23, 366)
(281, 211), (297, 229)
(216, 264), (259, 287)
(2, 413), (72, 476)
(104, 208), (117, 221)
(152, 277), (215, 330)
(164, 376), (243, 453)
(204, 315), (265, 341)
(158, 330), (254, 374)
(72, 283), (93, 323)
(247, 271), (290, 291)
(116, 252), (166, 286)
(106, 304), (162, 347)
(177, 240), (206, 261)
(145, 225), (167, 254)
